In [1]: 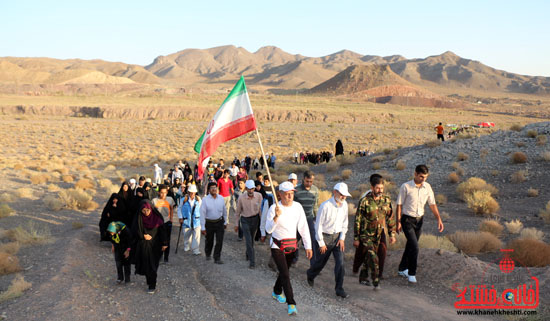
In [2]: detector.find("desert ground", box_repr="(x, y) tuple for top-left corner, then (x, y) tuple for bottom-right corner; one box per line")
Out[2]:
(1, 91), (550, 321)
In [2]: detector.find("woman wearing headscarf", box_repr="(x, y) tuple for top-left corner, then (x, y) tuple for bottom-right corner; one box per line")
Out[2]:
(131, 199), (167, 294)
(118, 182), (134, 227)
(107, 221), (133, 284)
(143, 182), (154, 200)
(99, 193), (126, 241)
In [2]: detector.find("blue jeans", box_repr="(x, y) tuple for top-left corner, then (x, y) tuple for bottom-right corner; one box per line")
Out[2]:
(306, 233), (345, 293)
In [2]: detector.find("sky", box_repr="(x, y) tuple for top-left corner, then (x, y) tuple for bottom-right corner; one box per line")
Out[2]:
(1, 0), (549, 76)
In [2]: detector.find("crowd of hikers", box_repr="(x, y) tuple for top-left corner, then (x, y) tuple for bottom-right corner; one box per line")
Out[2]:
(98, 140), (444, 316)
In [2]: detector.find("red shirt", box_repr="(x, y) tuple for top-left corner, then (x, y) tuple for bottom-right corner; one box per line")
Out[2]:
(217, 178), (234, 197)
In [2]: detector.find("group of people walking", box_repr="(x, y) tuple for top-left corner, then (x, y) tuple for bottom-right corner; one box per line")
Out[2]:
(99, 159), (444, 316)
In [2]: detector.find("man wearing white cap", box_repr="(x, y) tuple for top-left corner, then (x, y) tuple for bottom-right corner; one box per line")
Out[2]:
(129, 178), (137, 194)
(178, 184), (202, 255)
(153, 164), (163, 185)
(306, 182), (350, 298)
(265, 181), (312, 316)
(288, 173), (298, 187)
(234, 180), (263, 268)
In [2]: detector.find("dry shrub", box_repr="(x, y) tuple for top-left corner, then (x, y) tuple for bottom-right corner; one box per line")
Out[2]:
(440, 211), (451, 220)
(520, 228), (544, 241)
(58, 188), (98, 211)
(389, 233), (457, 252)
(0, 204), (14, 218)
(451, 162), (460, 170)
(15, 188), (33, 199)
(336, 154), (357, 165)
(0, 275), (32, 302)
(435, 194), (447, 205)
(426, 140), (442, 148)
(527, 188), (539, 197)
(72, 222), (84, 229)
(526, 129), (538, 138)
(13, 163), (25, 170)
(7, 222), (51, 246)
(30, 173), (50, 185)
(350, 190), (362, 199)
(465, 191), (500, 215)
(331, 175), (342, 181)
(395, 160), (406, 170)
(326, 161), (340, 172)
(448, 231), (503, 254)
(511, 151), (527, 164)
(542, 151), (550, 162)
(0, 252), (21, 275)
(508, 238), (550, 267)
(384, 181), (398, 198)
(540, 201), (550, 223)
(47, 184), (61, 192)
(74, 178), (95, 190)
(509, 124), (523, 132)
(383, 148), (392, 155)
(388, 233), (407, 250)
(536, 135), (547, 146)
(371, 155), (385, 163)
(490, 170), (499, 177)
(62, 175), (74, 183)
(505, 219), (523, 234)
(0, 242), (20, 255)
(0, 193), (14, 203)
(318, 190), (332, 204)
(516, 142), (526, 148)
(457, 177), (498, 200)
(510, 170), (527, 183)
(456, 167), (465, 176)
(448, 172), (460, 184)
(104, 164), (116, 171)
(315, 174), (326, 189)
(372, 163), (382, 170)
(479, 219), (504, 236)
(43, 195), (64, 211)
(341, 169), (352, 180)
(457, 152), (469, 161)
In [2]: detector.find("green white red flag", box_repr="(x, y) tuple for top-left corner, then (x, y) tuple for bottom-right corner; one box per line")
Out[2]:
(194, 76), (257, 177)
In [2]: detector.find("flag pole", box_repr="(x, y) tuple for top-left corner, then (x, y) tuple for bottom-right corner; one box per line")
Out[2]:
(255, 128), (279, 205)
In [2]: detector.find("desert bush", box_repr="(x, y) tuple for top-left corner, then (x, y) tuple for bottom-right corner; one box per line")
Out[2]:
(542, 151), (550, 162)
(72, 222), (84, 229)
(479, 219), (504, 236)
(440, 211), (451, 220)
(510, 170), (527, 183)
(61, 175), (74, 183)
(7, 222), (51, 246)
(457, 152), (469, 161)
(326, 161), (340, 172)
(395, 160), (406, 170)
(526, 129), (538, 138)
(336, 154), (356, 165)
(0, 242), (20, 255)
(331, 175), (342, 181)
(74, 178), (95, 190)
(490, 170), (499, 177)
(43, 195), (64, 211)
(520, 228), (544, 241)
(104, 164), (116, 171)
(318, 190), (332, 204)
(527, 188), (539, 197)
(384, 181), (398, 198)
(47, 184), (61, 192)
(0, 275), (32, 302)
(509, 124), (523, 132)
(15, 188), (33, 199)
(13, 163), (25, 170)
(465, 190), (499, 215)
(448, 172), (460, 184)
(540, 201), (550, 223)
(0, 193), (14, 203)
(536, 135), (547, 146)
(0, 204), (14, 218)
(390, 233), (457, 252)
(0, 252), (21, 275)
(371, 155), (385, 163)
(30, 173), (50, 185)
(350, 190), (362, 199)
(508, 238), (550, 267)
(448, 231), (503, 254)
(341, 169), (352, 180)
(58, 188), (98, 211)
(372, 163), (382, 170)
(451, 162), (460, 170)
(456, 177), (498, 200)
(315, 174), (326, 189)
(435, 194), (447, 205)
(516, 142), (526, 147)
(426, 140), (442, 148)
(504, 219), (523, 234)
(511, 151), (527, 164)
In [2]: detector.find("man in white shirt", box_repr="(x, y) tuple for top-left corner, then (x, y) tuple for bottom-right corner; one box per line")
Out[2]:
(153, 164), (163, 185)
(396, 165), (444, 283)
(265, 182), (312, 316)
(306, 182), (350, 298)
(172, 164), (184, 186)
(200, 182), (228, 264)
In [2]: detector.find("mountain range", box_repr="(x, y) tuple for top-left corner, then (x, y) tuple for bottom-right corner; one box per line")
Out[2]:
(1, 45), (549, 95)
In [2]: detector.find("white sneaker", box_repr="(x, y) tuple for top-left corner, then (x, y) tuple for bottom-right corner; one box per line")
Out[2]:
(184, 247), (190, 252)
(193, 251), (201, 255)
(408, 275), (417, 283)
(398, 269), (409, 278)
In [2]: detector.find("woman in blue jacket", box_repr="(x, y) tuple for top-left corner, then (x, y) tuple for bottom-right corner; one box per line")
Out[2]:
(178, 184), (202, 255)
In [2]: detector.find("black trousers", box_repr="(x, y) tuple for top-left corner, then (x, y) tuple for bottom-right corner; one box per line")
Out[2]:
(272, 248), (297, 305)
(437, 134), (445, 141)
(205, 219), (225, 261)
(114, 250), (131, 282)
(146, 271), (157, 289)
(398, 215), (423, 276)
(164, 222), (172, 262)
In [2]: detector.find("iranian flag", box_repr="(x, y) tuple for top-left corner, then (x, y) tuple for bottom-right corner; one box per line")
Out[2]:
(194, 76), (257, 177)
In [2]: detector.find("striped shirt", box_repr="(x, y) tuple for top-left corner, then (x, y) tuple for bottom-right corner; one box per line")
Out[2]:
(293, 184), (319, 218)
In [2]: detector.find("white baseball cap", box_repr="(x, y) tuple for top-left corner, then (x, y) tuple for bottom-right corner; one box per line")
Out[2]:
(129, 178), (136, 184)
(288, 173), (298, 180)
(334, 182), (351, 197)
(187, 184), (198, 193)
(279, 181), (296, 192)
(245, 180), (255, 189)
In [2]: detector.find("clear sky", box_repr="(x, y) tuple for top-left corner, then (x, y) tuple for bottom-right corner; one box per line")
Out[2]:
(1, 0), (549, 76)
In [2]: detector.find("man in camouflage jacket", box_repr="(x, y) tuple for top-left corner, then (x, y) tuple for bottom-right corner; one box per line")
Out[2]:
(353, 174), (396, 289)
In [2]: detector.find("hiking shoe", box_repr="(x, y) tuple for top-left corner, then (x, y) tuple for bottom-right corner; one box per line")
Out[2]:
(288, 304), (297, 315)
(373, 284), (381, 290)
(147, 287), (156, 294)
(116, 279), (123, 285)
(184, 246), (190, 252)
(408, 275), (417, 283)
(272, 292), (286, 303)
(398, 269), (409, 278)
(307, 277), (314, 287)
(249, 264), (255, 269)
(359, 279), (371, 286)
(214, 260), (224, 265)
(193, 251), (201, 255)
(336, 291), (349, 298)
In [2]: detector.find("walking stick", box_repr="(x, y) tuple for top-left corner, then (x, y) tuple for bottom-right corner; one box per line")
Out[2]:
(175, 223), (183, 254)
